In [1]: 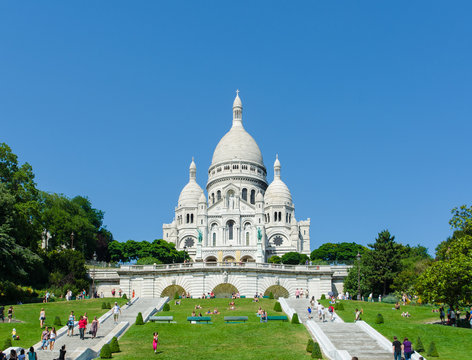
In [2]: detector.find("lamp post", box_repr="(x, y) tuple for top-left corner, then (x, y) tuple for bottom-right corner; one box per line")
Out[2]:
(183, 246), (187, 264)
(356, 252), (361, 301)
(70, 232), (75, 249)
(92, 251), (97, 298)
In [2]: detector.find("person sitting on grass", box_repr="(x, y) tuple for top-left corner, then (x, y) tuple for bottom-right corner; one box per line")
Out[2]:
(401, 312), (411, 318)
(394, 302), (401, 310)
(213, 308), (220, 314)
(175, 299), (181, 305)
(206, 309), (212, 315)
(257, 307), (263, 316)
(191, 311), (196, 317)
(228, 301), (236, 310)
(260, 310), (268, 323)
(195, 304), (202, 309)
(198, 313), (203, 317)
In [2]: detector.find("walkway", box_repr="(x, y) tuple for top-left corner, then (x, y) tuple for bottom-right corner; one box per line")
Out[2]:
(34, 298), (163, 360)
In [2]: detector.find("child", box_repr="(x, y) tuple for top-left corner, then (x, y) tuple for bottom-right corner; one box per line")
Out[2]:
(153, 332), (159, 353)
(12, 328), (20, 340)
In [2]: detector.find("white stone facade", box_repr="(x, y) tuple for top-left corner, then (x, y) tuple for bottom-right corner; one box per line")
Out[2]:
(163, 92), (310, 263)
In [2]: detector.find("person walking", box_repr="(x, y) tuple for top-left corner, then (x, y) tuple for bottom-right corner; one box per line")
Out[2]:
(40, 326), (49, 350)
(90, 316), (99, 339)
(402, 337), (412, 360)
(67, 311), (75, 336)
(307, 306), (312, 320)
(78, 316), (87, 340)
(112, 302), (121, 324)
(153, 332), (159, 353)
(392, 336), (402, 360)
(56, 345), (66, 360)
(439, 306), (445, 324)
(8, 306), (13, 323)
(39, 308), (46, 328)
(49, 327), (57, 350)
(26, 347), (37, 360)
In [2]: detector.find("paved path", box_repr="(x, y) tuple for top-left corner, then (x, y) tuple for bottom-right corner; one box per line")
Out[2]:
(35, 298), (161, 360)
(286, 299), (392, 360)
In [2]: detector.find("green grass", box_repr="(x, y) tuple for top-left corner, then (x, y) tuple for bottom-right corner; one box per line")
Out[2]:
(321, 299), (472, 360)
(113, 298), (314, 360)
(0, 298), (126, 348)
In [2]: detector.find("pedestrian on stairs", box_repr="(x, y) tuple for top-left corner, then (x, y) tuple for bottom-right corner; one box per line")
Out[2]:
(307, 306), (312, 319)
(392, 336), (402, 360)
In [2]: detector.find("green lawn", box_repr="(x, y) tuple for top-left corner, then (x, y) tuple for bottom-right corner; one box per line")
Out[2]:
(321, 299), (472, 360)
(113, 298), (313, 360)
(0, 298), (126, 349)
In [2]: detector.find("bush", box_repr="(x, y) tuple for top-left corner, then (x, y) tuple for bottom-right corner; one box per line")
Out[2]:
(102, 302), (107, 309)
(375, 313), (384, 324)
(163, 303), (170, 312)
(174, 292), (180, 300)
(106, 302), (111, 309)
(122, 293), (127, 300)
(311, 342), (322, 359)
(135, 312), (144, 325)
(100, 343), (112, 358)
(269, 292), (274, 299)
(427, 341), (439, 357)
(3, 337), (12, 349)
(291, 313), (300, 324)
(334, 302), (344, 311)
(382, 294), (398, 304)
(54, 316), (62, 327)
(320, 294), (326, 300)
(274, 301), (282, 312)
(306, 338), (314, 353)
(416, 337), (425, 352)
(109, 336), (120, 353)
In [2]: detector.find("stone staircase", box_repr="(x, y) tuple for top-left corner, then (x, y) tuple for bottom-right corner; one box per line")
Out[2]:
(285, 299), (392, 360)
(33, 298), (161, 360)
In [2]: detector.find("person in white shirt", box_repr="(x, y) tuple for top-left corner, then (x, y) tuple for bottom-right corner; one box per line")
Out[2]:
(112, 302), (121, 324)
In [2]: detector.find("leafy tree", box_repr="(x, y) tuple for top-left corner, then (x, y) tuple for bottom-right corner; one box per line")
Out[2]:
(136, 257), (162, 265)
(310, 242), (368, 264)
(268, 255), (281, 264)
(281, 252), (302, 265)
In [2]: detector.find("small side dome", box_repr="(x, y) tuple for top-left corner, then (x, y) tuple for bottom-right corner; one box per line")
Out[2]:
(256, 191), (264, 202)
(178, 158), (204, 207)
(198, 192), (207, 204)
(264, 180), (292, 206)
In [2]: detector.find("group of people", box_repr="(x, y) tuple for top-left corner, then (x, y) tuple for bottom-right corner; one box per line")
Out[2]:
(295, 288), (309, 299)
(438, 305), (472, 327)
(40, 326), (57, 350)
(111, 288), (123, 297)
(0, 306), (14, 323)
(392, 336), (416, 360)
(256, 307), (268, 322)
(0, 346), (48, 360)
(307, 298), (336, 322)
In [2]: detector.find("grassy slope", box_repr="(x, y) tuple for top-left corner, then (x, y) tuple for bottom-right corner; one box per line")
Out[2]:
(113, 298), (313, 360)
(0, 298), (126, 349)
(322, 300), (472, 360)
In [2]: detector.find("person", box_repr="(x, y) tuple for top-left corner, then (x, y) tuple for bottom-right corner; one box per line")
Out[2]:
(39, 308), (46, 328)
(378, 294), (382, 303)
(368, 293), (373, 302)
(40, 326), (49, 349)
(0, 306), (4, 322)
(67, 311), (75, 336)
(317, 302), (323, 321)
(392, 336), (402, 360)
(78, 316), (87, 340)
(112, 302), (121, 324)
(394, 302), (400, 310)
(355, 308), (361, 322)
(56, 345), (66, 360)
(260, 309), (267, 323)
(470, 307), (472, 328)
(132, 289), (135, 298)
(91, 316), (99, 339)
(295, 288), (300, 299)
(0, 349), (5, 360)
(18, 349), (25, 360)
(8, 306), (13, 323)
(450, 307), (456, 326)
(402, 337), (412, 360)
(9, 349), (17, 360)
(119, 289), (122, 297)
(328, 304), (335, 321)
(49, 327), (57, 350)
(153, 332), (159, 353)
(439, 306), (445, 324)
(307, 306), (312, 319)
(27, 347), (37, 360)
(112, 288), (116, 297)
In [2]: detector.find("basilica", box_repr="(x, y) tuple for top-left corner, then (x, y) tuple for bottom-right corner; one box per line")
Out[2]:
(163, 92), (310, 263)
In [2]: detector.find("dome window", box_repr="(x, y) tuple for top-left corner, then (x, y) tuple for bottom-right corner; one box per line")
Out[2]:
(217, 190), (221, 201)
(242, 188), (248, 201)
(250, 190), (255, 204)
(227, 220), (235, 240)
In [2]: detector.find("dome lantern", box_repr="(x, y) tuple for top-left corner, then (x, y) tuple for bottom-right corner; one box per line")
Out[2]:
(232, 89), (242, 126)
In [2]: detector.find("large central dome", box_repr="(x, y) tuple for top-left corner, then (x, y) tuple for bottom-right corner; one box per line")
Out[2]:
(210, 92), (264, 168)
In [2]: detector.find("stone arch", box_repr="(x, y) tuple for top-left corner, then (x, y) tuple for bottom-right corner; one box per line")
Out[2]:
(161, 285), (186, 298)
(264, 285), (289, 299)
(212, 283), (239, 298)
(205, 256), (217, 262)
(240, 255), (254, 262)
(223, 255), (235, 262)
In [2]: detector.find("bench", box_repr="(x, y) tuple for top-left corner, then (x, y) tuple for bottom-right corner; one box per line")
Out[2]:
(149, 316), (174, 323)
(267, 316), (288, 322)
(224, 316), (248, 323)
(187, 316), (212, 324)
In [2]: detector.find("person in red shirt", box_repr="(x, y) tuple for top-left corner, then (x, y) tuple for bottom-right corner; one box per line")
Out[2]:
(78, 316), (87, 340)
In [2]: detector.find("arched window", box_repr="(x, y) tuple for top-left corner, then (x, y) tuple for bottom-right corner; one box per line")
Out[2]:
(213, 232), (216, 246)
(211, 193), (215, 204)
(274, 212), (277, 222)
(186, 214), (190, 223)
(246, 232), (250, 246)
(217, 190), (221, 201)
(278, 212), (282, 222)
(267, 214), (270, 222)
(289, 214), (291, 223)
(250, 190), (255, 204)
(227, 220), (235, 240)
(191, 214), (194, 223)
(242, 188), (247, 201)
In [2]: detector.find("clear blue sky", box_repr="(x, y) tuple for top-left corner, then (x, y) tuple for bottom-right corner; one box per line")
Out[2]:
(1, 1), (471, 254)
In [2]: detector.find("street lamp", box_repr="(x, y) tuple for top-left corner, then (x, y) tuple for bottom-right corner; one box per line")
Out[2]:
(356, 252), (361, 301)
(70, 232), (75, 249)
(183, 246), (187, 264)
(92, 251), (97, 298)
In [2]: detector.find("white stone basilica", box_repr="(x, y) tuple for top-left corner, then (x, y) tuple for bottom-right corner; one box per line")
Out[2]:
(163, 92), (310, 263)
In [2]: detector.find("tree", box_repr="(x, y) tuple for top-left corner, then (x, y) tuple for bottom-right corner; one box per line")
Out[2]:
(310, 242), (367, 264)
(268, 255), (281, 264)
(281, 252), (302, 265)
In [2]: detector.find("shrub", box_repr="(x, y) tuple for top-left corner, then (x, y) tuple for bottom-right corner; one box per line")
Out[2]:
(320, 294), (326, 300)
(135, 312), (144, 325)
(102, 302), (107, 309)
(274, 301), (282, 312)
(382, 294), (398, 304)
(311, 342), (322, 359)
(427, 341), (439, 357)
(122, 293), (127, 299)
(375, 313), (384, 324)
(163, 303), (170, 312)
(291, 313), (300, 324)
(174, 292), (180, 300)
(54, 316), (62, 327)
(334, 302), (344, 311)
(3, 338), (12, 349)
(106, 302), (111, 309)
(100, 343), (112, 358)
(306, 338), (314, 353)
(416, 337), (425, 352)
(269, 292), (274, 299)
(109, 336), (120, 353)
